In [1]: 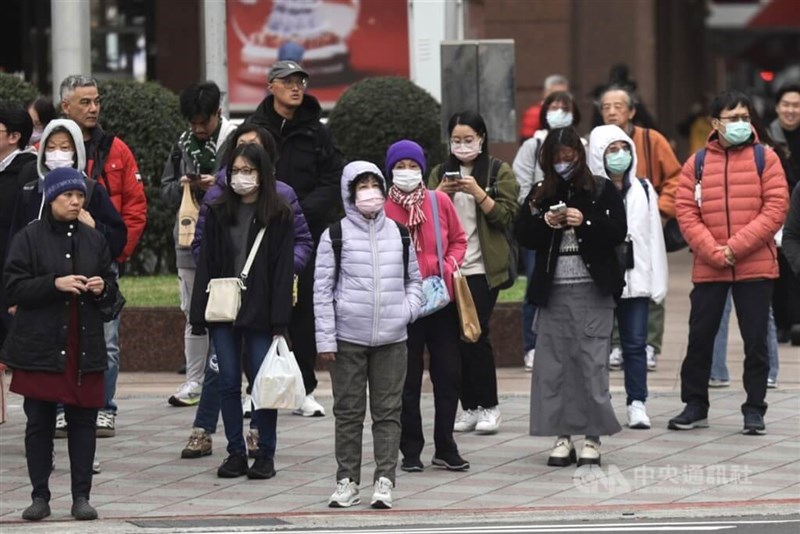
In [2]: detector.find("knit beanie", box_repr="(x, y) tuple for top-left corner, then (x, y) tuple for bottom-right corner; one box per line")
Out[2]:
(385, 140), (426, 176)
(44, 167), (86, 203)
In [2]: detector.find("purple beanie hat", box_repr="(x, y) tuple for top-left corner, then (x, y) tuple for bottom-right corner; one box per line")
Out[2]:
(385, 140), (426, 175)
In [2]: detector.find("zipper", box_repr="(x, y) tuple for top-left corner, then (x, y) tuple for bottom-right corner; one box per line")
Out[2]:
(370, 220), (381, 346)
(722, 152), (736, 280)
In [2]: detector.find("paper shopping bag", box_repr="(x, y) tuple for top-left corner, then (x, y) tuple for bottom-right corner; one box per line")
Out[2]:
(453, 266), (481, 343)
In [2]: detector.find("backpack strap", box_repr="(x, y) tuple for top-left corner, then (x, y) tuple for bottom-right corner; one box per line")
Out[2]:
(394, 221), (411, 281)
(638, 177), (650, 203)
(329, 220), (343, 285)
(754, 143), (765, 177)
(643, 128), (654, 181)
(694, 148), (706, 183)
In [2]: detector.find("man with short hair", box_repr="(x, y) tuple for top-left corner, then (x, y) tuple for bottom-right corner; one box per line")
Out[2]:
(60, 74), (148, 437)
(160, 81), (236, 407)
(769, 84), (800, 189)
(247, 61), (344, 417)
(519, 74), (569, 141)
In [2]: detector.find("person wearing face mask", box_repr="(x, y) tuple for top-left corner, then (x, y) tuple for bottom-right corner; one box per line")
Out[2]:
(669, 90), (788, 436)
(26, 97), (57, 149)
(314, 161), (423, 509)
(587, 125), (668, 431)
(514, 126), (626, 467)
(382, 140), (468, 473)
(190, 143), (295, 480)
(427, 111), (519, 436)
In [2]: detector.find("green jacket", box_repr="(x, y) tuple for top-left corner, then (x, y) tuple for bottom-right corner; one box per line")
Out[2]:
(428, 154), (519, 289)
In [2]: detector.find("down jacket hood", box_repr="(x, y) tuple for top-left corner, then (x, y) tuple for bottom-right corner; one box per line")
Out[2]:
(36, 119), (87, 179)
(341, 160), (387, 227)
(587, 124), (638, 185)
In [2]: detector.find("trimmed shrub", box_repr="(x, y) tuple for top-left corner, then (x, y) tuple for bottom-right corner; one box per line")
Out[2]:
(327, 77), (445, 175)
(0, 73), (38, 107)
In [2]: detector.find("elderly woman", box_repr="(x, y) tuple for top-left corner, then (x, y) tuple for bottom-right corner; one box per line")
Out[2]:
(1, 167), (120, 521)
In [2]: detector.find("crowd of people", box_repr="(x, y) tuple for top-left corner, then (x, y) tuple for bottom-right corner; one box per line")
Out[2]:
(0, 61), (798, 520)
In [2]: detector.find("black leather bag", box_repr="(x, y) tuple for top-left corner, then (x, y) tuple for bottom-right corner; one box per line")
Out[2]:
(663, 218), (688, 252)
(615, 239), (634, 271)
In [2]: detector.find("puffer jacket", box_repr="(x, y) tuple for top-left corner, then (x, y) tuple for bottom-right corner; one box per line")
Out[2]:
(314, 161), (423, 353)
(676, 130), (789, 283)
(588, 125), (668, 303)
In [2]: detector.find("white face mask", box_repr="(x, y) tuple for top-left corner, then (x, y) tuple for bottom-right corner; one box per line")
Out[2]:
(392, 169), (423, 193)
(230, 173), (259, 196)
(45, 150), (75, 170)
(451, 139), (482, 163)
(546, 109), (573, 129)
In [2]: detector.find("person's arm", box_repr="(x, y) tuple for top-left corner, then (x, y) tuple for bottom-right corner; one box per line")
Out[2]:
(88, 184), (128, 260)
(646, 182), (669, 304)
(189, 209), (215, 333)
(675, 157), (727, 268)
(280, 184), (313, 274)
(483, 162), (520, 228)
(92, 236), (120, 310)
(654, 133), (682, 219)
(574, 179), (627, 249)
(297, 126), (344, 231)
(512, 139), (538, 204)
(404, 244), (424, 323)
(441, 192), (467, 276)
(313, 231), (338, 354)
(269, 219), (295, 336)
(782, 185), (800, 276)
(160, 143), (184, 210)
(514, 185), (555, 251)
(4, 230), (61, 308)
(116, 141), (148, 262)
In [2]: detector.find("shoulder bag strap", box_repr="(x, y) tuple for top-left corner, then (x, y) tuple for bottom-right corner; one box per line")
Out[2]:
(240, 227), (266, 283)
(643, 128), (653, 181)
(429, 191), (445, 277)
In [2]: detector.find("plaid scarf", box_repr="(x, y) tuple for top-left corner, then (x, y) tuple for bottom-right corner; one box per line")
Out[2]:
(388, 185), (427, 251)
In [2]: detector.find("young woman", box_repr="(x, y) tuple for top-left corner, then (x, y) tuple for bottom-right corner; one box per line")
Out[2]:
(190, 143), (295, 479)
(427, 111), (519, 435)
(383, 140), (468, 472)
(515, 127), (626, 467)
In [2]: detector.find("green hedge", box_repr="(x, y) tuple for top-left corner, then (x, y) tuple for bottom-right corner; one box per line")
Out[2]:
(0, 73), (38, 107)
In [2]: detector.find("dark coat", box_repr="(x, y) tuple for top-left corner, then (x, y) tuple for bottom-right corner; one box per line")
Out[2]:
(783, 185), (800, 277)
(515, 176), (627, 306)
(1, 211), (119, 374)
(0, 151), (37, 262)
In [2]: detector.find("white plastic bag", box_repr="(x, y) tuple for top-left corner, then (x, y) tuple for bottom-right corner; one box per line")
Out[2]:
(251, 336), (305, 410)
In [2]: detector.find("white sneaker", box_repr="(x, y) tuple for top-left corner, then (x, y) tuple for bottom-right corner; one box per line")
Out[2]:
(92, 455), (101, 474)
(524, 349), (535, 372)
(96, 411), (115, 438)
(328, 478), (360, 508)
(646, 345), (657, 371)
(242, 394), (253, 418)
(609, 347), (622, 370)
(168, 380), (202, 407)
(293, 394), (325, 417)
(453, 409), (479, 432)
(627, 400), (651, 429)
(370, 476), (393, 509)
(475, 406), (501, 434)
(55, 412), (68, 438)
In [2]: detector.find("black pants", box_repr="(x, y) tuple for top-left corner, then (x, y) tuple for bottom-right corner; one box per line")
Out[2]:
(288, 248), (318, 394)
(23, 397), (97, 501)
(773, 250), (800, 333)
(401, 304), (462, 459)
(681, 280), (772, 415)
(459, 275), (500, 411)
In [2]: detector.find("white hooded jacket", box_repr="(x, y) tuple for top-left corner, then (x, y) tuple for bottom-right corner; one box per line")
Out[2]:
(588, 125), (668, 303)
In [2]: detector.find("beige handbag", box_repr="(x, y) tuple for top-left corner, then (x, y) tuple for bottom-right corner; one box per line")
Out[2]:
(205, 227), (265, 322)
(177, 182), (200, 248)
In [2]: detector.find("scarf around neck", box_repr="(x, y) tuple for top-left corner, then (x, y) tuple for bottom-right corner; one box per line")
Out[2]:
(388, 185), (427, 251)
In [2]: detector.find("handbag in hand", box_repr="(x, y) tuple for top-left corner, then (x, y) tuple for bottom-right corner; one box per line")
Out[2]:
(418, 192), (451, 318)
(205, 227), (266, 322)
(615, 237), (634, 271)
(452, 259), (481, 343)
(98, 288), (126, 322)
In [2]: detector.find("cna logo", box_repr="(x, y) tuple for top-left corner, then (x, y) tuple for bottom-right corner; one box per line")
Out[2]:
(572, 464), (632, 496)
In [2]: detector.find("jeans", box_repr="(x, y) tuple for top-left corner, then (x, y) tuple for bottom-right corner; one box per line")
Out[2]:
(646, 299), (664, 354)
(459, 275), (500, 411)
(521, 248), (538, 353)
(711, 288), (780, 382)
(192, 350), (221, 433)
(103, 262), (121, 414)
(178, 267), (209, 385)
(209, 325), (277, 458)
(616, 297), (649, 404)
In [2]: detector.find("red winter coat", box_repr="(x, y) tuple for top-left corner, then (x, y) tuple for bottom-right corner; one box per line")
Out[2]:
(676, 132), (789, 283)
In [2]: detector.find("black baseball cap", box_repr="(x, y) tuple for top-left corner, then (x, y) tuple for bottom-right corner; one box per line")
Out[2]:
(268, 61), (309, 83)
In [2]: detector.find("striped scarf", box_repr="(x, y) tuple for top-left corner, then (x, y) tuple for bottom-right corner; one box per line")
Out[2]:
(388, 185), (427, 251)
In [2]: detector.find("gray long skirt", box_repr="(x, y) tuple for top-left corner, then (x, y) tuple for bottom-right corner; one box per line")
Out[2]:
(529, 282), (622, 437)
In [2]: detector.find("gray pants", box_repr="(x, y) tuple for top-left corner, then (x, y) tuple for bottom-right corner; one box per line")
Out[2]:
(178, 267), (209, 384)
(330, 340), (407, 485)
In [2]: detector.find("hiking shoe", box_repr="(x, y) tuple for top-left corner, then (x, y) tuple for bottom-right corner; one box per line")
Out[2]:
(646, 345), (657, 371)
(217, 454), (248, 478)
(524, 349), (535, 372)
(767, 377), (778, 389)
(96, 411), (115, 438)
(627, 400), (651, 429)
(401, 457), (424, 472)
(609, 347), (622, 370)
(55, 412), (68, 438)
(71, 497), (97, 520)
(453, 409), (479, 432)
(577, 439), (601, 466)
(181, 428), (212, 459)
(547, 437), (576, 467)
(742, 412), (766, 436)
(293, 394), (325, 417)
(242, 394), (253, 418)
(246, 428), (259, 458)
(475, 406), (501, 434)
(92, 455), (101, 474)
(431, 451), (470, 471)
(22, 498), (50, 521)
(708, 378), (731, 388)
(329, 478), (360, 508)
(668, 404), (709, 430)
(168, 380), (201, 407)
(370, 477), (393, 509)
(247, 456), (276, 479)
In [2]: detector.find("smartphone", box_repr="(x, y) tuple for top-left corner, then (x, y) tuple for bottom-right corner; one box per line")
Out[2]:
(443, 171), (461, 181)
(549, 201), (567, 214)
(185, 173), (200, 182)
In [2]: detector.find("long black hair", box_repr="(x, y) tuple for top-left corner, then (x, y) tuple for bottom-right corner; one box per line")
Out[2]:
(535, 127), (593, 201)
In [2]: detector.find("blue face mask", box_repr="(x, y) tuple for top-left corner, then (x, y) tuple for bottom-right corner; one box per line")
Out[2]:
(722, 121), (752, 146)
(554, 161), (574, 180)
(605, 149), (632, 175)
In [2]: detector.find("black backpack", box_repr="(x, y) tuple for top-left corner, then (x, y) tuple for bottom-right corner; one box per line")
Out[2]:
(328, 219), (411, 285)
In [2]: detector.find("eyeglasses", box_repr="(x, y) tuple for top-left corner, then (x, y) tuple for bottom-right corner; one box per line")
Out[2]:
(718, 115), (750, 123)
(276, 77), (308, 90)
(231, 167), (257, 175)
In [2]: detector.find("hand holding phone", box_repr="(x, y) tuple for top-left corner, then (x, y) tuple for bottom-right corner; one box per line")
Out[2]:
(549, 201), (567, 214)
(443, 171), (461, 181)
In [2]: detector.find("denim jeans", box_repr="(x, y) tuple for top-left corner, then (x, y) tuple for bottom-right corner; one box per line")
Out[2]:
(616, 297), (649, 404)
(209, 325), (277, 459)
(711, 289), (779, 382)
(521, 248), (538, 354)
(103, 262), (121, 414)
(192, 350), (221, 433)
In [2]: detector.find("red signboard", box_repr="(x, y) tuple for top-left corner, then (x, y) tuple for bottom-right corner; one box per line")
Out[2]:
(226, 0), (410, 111)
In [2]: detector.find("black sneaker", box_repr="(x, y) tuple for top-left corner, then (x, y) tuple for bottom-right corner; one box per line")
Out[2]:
(217, 454), (248, 478)
(71, 497), (98, 520)
(22, 498), (50, 521)
(401, 457), (424, 472)
(247, 456), (276, 479)
(431, 451), (470, 471)
(667, 404), (709, 430)
(742, 412), (766, 436)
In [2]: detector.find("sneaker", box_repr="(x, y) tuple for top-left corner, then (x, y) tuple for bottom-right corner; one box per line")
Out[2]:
(577, 439), (601, 466)
(767, 377), (778, 389)
(475, 406), (501, 434)
(247, 456), (276, 479)
(22, 498), (50, 521)
(646, 345), (657, 371)
(242, 394), (253, 419)
(293, 394), (325, 417)
(329, 478), (360, 508)
(217, 454), (248, 478)
(524, 349), (535, 372)
(547, 437), (576, 467)
(209, 354), (219, 373)
(181, 427), (212, 459)
(370, 477), (393, 509)
(70, 496), (97, 520)
(708, 378), (731, 388)
(627, 400), (651, 430)
(55, 412), (68, 439)
(431, 451), (470, 471)
(96, 411), (115, 438)
(92, 455), (101, 474)
(168, 380), (202, 407)
(609, 347), (622, 370)
(742, 412), (766, 436)
(453, 409), (479, 432)
(401, 457), (424, 472)
(246, 428), (259, 458)
(667, 404), (709, 430)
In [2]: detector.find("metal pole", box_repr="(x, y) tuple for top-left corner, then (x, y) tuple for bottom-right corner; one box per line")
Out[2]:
(202, 0), (229, 115)
(51, 0), (91, 103)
